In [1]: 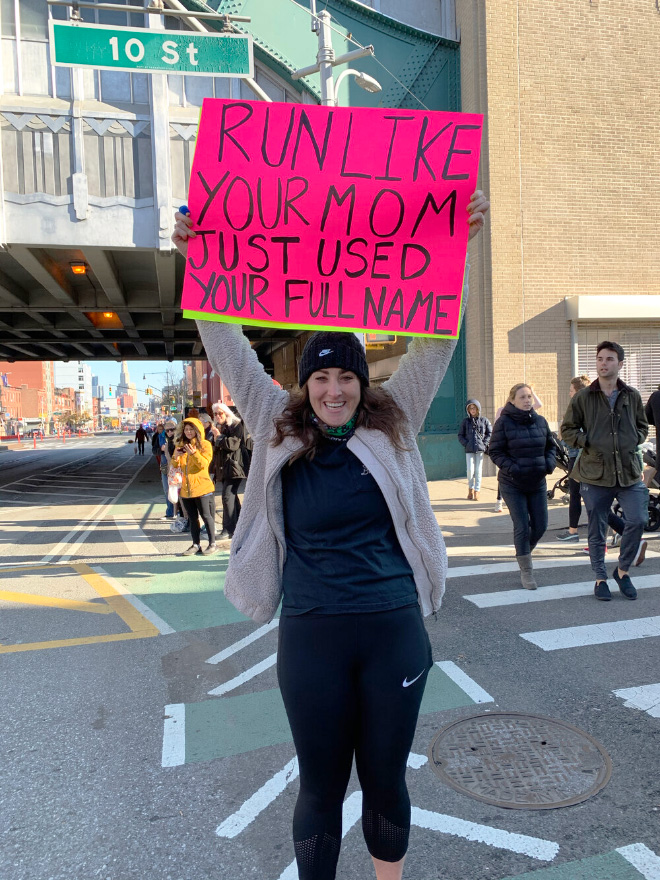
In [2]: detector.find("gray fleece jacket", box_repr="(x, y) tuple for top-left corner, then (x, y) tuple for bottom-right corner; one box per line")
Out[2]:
(196, 266), (468, 623)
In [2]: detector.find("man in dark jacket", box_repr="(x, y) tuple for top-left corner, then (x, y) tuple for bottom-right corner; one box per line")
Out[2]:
(561, 341), (648, 602)
(458, 399), (492, 501)
(135, 425), (147, 455)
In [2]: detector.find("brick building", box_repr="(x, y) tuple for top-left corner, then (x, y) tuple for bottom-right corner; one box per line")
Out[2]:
(0, 361), (54, 425)
(455, 0), (660, 440)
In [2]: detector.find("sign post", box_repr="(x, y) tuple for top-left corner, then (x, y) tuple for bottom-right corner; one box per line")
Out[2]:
(49, 21), (253, 78)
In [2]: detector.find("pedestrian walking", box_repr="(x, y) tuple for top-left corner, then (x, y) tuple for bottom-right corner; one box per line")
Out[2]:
(211, 403), (249, 541)
(172, 191), (490, 880)
(171, 417), (218, 556)
(458, 399), (491, 500)
(644, 385), (660, 487)
(488, 383), (556, 590)
(134, 424), (147, 455)
(556, 375), (591, 542)
(561, 341), (648, 601)
(492, 388), (543, 511)
(152, 421), (165, 467)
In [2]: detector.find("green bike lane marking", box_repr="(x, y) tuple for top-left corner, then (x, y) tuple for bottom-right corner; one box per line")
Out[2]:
(100, 556), (244, 631)
(499, 843), (660, 879)
(162, 660), (493, 766)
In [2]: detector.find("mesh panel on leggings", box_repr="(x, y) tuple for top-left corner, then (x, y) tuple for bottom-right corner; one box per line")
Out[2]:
(362, 809), (409, 862)
(294, 832), (341, 880)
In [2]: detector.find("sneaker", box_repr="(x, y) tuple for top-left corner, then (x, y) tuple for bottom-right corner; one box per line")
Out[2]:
(161, 514), (174, 520)
(202, 543), (219, 556)
(494, 500), (504, 513)
(594, 580), (612, 601)
(583, 546), (608, 554)
(613, 568), (637, 600)
(217, 528), (231, 540)
(180, 543), (201, 557)
(633, 540), (648, 567)
(557, 531), (579, 542)
(610, 532), (622, 548)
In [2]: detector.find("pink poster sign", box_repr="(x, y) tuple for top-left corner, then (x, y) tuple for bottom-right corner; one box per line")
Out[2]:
(182, 99), (482, 339)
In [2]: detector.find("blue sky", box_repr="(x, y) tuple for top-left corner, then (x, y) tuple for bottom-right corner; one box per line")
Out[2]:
(86, 360), (185, 404)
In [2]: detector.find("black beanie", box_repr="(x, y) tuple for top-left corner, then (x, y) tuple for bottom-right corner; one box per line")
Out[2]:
(298, 331), (370, 388)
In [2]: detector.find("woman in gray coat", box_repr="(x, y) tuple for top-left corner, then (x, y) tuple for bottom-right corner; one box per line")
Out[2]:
(173, 191), (489, 880)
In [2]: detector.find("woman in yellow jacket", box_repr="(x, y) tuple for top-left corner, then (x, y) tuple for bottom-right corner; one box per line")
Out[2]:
(171, 417), (218, 556)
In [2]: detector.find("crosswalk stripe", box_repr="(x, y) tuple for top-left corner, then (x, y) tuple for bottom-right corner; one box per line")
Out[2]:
(617, 843), (660, 878)
(448, 556), (593, 579)
(205, 620), (279, 665)
(613, 683), (660, 719)
(435, 661), (494, 703)
(465, 575), (660, 608)
(207, 653), (278, 696)
(112, 515), (161, 556)
(162, 703), (185, 767)
(521, 616), (660, 651)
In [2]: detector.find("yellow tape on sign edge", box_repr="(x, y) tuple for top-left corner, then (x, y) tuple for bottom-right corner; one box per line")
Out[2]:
(182, 310), (461, 341)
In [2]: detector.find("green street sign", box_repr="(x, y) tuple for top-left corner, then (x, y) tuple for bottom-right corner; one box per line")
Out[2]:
(49, 21), (253, 78)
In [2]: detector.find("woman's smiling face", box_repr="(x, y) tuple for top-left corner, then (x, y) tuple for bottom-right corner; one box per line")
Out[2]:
(307, 368), (361, 427)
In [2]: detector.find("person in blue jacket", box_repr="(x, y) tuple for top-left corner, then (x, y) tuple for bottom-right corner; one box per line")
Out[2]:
(458, 399), (492, 500)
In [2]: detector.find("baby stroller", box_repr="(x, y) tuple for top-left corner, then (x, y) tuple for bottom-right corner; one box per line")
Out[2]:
(642, 447), (660, 531)
(547, 433), (572, 502)
(611, 445), (660, 532)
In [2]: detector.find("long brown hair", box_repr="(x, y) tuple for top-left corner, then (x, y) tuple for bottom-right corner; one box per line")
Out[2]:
(174, 419), (201, 448)
(273, 383), (410, 462)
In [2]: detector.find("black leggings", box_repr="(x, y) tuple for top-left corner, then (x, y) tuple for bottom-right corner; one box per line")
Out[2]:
(180, 493), (215, 545)
(568, 477), (582, 529)
(277, 606), (432, 880)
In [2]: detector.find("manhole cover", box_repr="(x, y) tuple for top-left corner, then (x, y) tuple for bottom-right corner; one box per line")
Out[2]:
(428, 712), (612, 810)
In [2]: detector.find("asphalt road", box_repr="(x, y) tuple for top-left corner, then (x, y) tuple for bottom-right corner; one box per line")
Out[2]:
(1, 438), (659, 880)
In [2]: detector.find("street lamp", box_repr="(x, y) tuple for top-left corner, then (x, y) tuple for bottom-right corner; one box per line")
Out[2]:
(333, 69), (382, 104)
(291, 7), (381, 107)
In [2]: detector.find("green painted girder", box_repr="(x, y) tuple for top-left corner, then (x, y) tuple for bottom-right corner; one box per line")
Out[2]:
(180, 0), (460, 112)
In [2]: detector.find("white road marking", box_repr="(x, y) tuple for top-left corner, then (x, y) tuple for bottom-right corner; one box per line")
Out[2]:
(207, 653), (278, 697)
(40, 498), (111, 564)
(161, 703), (186, 767)
(410, 806), (559, 861)
(521, 616), (660, 651)
(465, 574), (660, 608)
(435, 661), (494, 703)
(613, 683), (660, 718)
(205, 620), (280, 665)
(216, 757), (299, 838)
(448, 556), (594, 579)
(617, 843), (660, 878)
(275, 792), (559, 879)
(407, 752), (428, 769)
(41, 458), (150, 565)
(112, 515), (161, 556)
(91, 565), (175, 635)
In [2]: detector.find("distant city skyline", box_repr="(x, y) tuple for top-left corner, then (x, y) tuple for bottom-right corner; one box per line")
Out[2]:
(83, 360), (185, 404)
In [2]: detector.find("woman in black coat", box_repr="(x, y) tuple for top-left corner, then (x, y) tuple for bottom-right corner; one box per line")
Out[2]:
(211, 403), (250, 540)
(488, 383), (556, 589)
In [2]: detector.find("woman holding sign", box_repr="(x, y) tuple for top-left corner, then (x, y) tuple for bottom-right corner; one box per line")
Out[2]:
(173, 190), (488, 880)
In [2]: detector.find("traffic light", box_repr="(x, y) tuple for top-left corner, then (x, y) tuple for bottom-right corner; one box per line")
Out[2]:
(108, 386), (113, 397)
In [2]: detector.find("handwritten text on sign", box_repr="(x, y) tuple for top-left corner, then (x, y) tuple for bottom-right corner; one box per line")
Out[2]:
(182, 100), (483, 338)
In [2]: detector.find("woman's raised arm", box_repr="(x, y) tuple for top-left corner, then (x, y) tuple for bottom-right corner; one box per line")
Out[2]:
(173, 211), (287, 438)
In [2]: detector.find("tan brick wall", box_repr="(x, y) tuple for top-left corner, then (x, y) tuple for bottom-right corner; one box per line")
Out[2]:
(457, 0), (660, 428)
